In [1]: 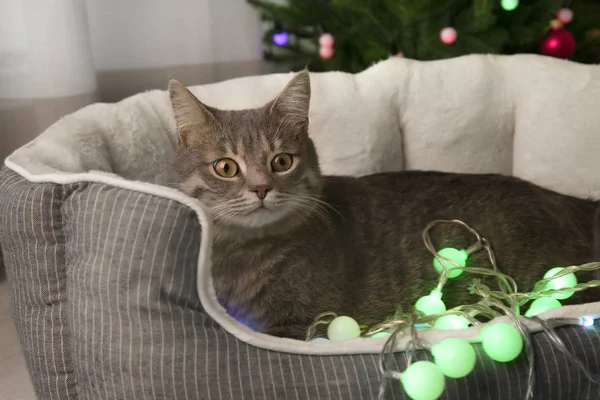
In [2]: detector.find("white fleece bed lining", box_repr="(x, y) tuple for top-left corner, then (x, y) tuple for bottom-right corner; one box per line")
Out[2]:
(6, 159), (600, 356)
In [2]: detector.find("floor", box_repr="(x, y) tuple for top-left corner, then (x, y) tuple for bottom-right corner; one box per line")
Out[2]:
(0, 278), (36, 400)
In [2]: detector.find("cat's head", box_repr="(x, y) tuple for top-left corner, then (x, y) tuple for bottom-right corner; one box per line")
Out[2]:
(169, 71), (323, 231)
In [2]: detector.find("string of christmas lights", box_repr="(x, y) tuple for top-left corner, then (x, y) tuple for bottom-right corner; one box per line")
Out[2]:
(305, 219), (600, 400)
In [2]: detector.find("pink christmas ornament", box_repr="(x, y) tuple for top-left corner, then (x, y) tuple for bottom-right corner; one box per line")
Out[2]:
(440, 27), (457, 45)
(319, 46), (334, 59)
(319, 33), (335, 48)
(556, 8), (573, 24)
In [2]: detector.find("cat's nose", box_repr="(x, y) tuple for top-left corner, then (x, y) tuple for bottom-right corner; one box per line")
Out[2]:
(252, 185), (272, 200)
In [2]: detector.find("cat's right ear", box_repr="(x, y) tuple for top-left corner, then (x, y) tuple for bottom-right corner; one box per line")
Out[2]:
(168, 79), (220, 147)
(269, 70), (311, 129)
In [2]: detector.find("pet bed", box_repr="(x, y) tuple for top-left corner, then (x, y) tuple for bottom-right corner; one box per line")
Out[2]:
(2, 54), (600, 399)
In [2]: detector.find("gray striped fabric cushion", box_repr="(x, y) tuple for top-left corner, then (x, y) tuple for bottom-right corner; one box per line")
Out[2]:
(1, 166), (600, 400)
(0, 169), (78, 398)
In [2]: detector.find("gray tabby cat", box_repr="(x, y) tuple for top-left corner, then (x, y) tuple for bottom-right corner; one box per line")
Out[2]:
(169, 71), (600, 339)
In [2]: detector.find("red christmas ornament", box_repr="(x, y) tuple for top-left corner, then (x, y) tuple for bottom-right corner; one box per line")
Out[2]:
(540, 28), (575, 59)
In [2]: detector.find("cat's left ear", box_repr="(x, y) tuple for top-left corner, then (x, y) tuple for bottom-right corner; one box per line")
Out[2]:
(269, 70), (311, 129)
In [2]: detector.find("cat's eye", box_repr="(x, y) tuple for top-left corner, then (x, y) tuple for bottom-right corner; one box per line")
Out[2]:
(271, 153), (293, 172)
(213, 158), (239, 178)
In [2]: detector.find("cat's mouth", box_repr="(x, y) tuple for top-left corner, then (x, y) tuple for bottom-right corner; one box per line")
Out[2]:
(251, 202), (270, 212)
(227, 202), (290, 229)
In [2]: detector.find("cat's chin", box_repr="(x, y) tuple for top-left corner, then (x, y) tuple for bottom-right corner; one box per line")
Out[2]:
(223, 206), (291, 230)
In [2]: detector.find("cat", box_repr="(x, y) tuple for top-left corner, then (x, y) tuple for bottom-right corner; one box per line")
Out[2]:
(168, 71), (600, 340)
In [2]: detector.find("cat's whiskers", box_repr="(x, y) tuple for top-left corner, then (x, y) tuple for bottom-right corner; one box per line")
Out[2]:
(212, 203), (253, 228)
(213, 204), (252, 214)
(211, 198), (255, 222)
(213, 214), (238, 229)
(284, 192), (341, 217)
(293, 203), (332, 229)
(212, 206), (251, 221)
(282, 204), (310, 226)
(279, 195), (333, 229)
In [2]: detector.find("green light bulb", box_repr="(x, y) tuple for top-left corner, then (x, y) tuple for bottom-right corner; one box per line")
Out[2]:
(431, 337), (476, 378)
(415, 290), (446, 316)
(433, 248), (468, 278)
(372, 332), (391, 338)
(327, 316), (361, 342)
(524, 297), (562, 318)
(501, 0), (519, 11)
(543, 267), (577, 300)
(433, 314), (471, 330)
(481, 323), (523, 362)
(400, 361), (445, 400)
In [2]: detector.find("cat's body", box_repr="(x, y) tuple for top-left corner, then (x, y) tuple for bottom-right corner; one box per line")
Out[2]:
(168, 71), (600, 340)
(212, 171), (599, 338)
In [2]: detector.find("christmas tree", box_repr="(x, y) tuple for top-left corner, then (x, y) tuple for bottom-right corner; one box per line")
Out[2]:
(248, 0), (600, 72)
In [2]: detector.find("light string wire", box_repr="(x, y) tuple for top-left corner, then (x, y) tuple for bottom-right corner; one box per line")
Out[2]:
(305, 311), (338, 341)
(305, 219), (600, 399)
(377, 219), (538, 400)
(532, 316), (600, 384)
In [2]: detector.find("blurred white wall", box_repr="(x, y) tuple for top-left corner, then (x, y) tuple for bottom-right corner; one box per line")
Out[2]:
(0, 0), (264, 159)
(85, 0), (262, 70)
(0, 0), (97, 99)
(85, 0), (265, 101)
